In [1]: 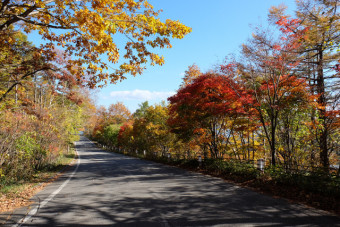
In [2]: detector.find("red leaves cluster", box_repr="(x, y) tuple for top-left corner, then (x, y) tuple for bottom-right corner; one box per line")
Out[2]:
(118, 121), (133, 147)
(275, 16), (309, 52)
(276, 16), (301, 33)
(169, 73), (245, 116)
(168, 72), (254, 135)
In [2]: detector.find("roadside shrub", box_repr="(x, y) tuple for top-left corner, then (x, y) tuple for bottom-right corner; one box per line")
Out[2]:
(265, 166), (340, 197)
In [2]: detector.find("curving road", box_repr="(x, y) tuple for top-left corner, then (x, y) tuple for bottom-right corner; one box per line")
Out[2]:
(3, 136), (340, 226)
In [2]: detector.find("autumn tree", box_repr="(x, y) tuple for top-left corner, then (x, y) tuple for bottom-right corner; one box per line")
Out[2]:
(108, 102), (131, 125)
(237, 16), (312, 166)
(141, 103), (175, 155)
(0, 0), (191, 90)
(120, 102), (174, 155)
(168, 72), (250, 158)
(269, 0), (340, 169)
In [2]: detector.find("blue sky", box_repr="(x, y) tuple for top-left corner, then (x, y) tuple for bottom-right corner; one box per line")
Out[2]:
(28, 0), (296, 112)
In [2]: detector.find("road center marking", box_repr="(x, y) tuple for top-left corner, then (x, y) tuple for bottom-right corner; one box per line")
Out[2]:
(14, 144), (81, 227)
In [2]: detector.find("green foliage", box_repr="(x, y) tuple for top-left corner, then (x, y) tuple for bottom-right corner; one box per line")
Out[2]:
(266, 166), (340, 197)
(15, 133), (42, 157)
(103, 124), (121, 148)
(203, 159), (259, 180)
(0, 148), (76, 196)
(133, 101), (149, 119)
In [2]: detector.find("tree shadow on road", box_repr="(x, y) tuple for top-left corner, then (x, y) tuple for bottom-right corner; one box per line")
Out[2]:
(4, 137), (340, 226)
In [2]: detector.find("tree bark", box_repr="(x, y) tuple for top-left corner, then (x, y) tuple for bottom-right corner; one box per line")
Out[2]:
(316, 47), (329, 170)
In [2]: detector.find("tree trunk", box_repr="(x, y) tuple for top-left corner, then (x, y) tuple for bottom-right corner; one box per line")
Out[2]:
(316, 48), (329, 170)
(270, 114), (277, 166)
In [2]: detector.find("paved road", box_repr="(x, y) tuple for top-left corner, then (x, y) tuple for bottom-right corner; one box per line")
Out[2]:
(3, 136), (340, 226)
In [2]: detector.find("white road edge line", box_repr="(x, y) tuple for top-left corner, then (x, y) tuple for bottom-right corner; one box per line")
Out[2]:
(13, 144), (81, 227)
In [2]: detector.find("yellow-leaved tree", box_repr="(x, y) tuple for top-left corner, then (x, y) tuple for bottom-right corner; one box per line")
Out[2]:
(0, 0), (191, 88)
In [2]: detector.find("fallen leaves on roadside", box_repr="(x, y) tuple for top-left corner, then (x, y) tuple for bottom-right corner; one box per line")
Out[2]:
(0, 159), (74, 213)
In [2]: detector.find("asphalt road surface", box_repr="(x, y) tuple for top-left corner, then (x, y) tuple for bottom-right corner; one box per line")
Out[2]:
(3, 136), (340, 226)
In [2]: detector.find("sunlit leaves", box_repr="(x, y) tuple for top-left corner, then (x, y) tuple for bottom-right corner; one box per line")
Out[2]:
(0, 0), (192, 88)
(168, 72), (251, 158)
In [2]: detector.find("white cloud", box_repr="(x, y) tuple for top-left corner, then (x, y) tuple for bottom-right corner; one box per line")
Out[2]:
(109, 89), (176, 101)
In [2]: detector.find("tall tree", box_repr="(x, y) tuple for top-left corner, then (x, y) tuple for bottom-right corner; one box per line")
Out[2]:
(238, 17), (311, 166)
(270, 0), (340, 169)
